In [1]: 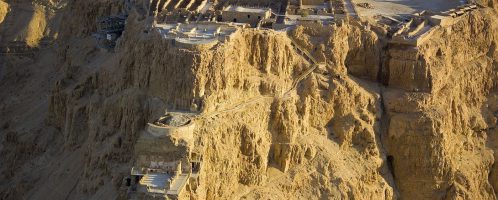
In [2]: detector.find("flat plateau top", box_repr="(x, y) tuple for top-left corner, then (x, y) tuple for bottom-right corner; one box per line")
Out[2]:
(352, 0), (464, 17)
(224, 5), (270, 13)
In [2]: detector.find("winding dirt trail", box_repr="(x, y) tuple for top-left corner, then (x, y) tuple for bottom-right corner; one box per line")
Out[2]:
(195, 37), (326, 120)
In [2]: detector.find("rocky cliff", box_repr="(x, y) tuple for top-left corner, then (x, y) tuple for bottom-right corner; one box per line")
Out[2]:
(383, 10), (498, 199)
(0, 0), (497, 200)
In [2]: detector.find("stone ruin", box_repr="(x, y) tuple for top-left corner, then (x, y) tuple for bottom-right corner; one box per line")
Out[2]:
(92, 15), (127, 49)
(155, 21), (242, 42)
(125, 112), (201, 199)
(391, 4), (479, 46)
(154, 113), (192, 127)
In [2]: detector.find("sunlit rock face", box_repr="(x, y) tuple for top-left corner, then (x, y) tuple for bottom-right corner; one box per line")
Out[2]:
(0, 0), (497, 199)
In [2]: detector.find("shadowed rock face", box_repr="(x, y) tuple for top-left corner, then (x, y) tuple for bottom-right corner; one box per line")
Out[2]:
(0, 0), (497, 199)
(477, 0), (498, 10)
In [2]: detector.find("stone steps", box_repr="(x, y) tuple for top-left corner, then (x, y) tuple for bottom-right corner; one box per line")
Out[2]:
(140, 173), (170, 189)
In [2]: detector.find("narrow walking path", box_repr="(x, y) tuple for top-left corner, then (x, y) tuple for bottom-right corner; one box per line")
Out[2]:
(343, 0), (359, 19)
(196, 37), (326, 120)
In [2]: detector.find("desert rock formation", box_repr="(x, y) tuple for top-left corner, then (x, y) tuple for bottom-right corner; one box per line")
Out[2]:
(0, 0), (497, 200)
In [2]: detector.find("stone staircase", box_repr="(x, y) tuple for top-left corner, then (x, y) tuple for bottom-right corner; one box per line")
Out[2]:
(140, 173), (170, 193)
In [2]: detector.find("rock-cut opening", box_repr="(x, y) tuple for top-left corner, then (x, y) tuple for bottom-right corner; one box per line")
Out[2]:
(436, 48), (443, 57)
(387, 155), (395, 178)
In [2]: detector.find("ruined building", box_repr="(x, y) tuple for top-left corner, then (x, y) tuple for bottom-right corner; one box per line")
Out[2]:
(1, 0), (498, 199)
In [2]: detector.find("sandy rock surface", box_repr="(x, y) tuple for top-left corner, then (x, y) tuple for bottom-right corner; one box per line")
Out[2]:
(0, 0), (497, 199)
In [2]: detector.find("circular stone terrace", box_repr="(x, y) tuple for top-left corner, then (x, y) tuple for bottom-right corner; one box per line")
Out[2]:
(154, 22), (244, 45)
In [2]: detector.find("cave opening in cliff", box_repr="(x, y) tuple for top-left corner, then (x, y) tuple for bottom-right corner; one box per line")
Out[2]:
(191, 162), (201, 173)
(134, 175), (141, 184)
(387, 156), (395, 178)
(118, 137), (122, 148)
(126, 177), (131, 186)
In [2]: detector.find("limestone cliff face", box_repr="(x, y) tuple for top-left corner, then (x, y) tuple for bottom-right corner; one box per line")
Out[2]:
(383, 10), (498, 199)
(288, 22), (383, 81)
(59, 0), (124, 38)
(46, 5), (311, 198)
(477, 0), (498, 11)
(0, 0), (64, 47)
(0, 1), (9, 25)
(267, 8), (498, 199)
(45, 8), (397, 198)
(1, 0), (498, 199)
